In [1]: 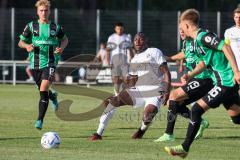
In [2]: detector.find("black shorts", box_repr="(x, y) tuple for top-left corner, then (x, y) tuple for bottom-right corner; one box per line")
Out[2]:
(202, 84), (240, 109)
(181, 78), (214, 105)
(31, 67), (56, 89)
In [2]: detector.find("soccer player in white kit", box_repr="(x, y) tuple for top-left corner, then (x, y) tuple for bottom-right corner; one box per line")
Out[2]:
(90, 32), (171, 140)
(89, 22), (133, 140)
(224, 8), (240, 70)
(106, 22), (133, 95)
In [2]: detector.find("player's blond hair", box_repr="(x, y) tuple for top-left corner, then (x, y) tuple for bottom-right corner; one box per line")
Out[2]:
(35, 0), (51, 9)
(180, 8), (200, 26)
(233, 8), (240, 16)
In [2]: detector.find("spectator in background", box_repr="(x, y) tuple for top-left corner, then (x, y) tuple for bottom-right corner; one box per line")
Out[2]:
(25, 56), (34, 82)
(94, 42), (108, 67)
(89, 22), (133, 140)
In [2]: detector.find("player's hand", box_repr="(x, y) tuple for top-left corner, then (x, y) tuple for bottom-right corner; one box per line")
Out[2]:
(26, 44), (34, 52)
(234, 71), (240, 84)
(181, 74), (189, 85)
(54, 47), (63, 54)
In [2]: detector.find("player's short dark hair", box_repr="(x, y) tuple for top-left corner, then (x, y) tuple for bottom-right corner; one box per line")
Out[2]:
(134, 32), (148, 42)
(233, 8), (240, 16)
(180, 8), (200, 26)
(115, 22), (124, 27)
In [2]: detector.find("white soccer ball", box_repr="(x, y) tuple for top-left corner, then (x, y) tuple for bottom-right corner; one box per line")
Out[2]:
(41, 132), (60, 149)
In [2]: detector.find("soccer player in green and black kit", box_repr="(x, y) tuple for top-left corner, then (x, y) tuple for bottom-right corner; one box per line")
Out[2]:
(18, 0), (68, 130)
(164, 9), (240, 158)
(155, 27), (212, 142)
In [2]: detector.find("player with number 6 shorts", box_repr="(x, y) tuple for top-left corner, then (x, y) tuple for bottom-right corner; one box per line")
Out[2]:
(164, 9), (240, 158)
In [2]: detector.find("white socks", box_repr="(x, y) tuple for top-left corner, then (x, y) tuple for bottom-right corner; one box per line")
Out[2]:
(140, 121), (150, 131)
(97, 108), (116, 135)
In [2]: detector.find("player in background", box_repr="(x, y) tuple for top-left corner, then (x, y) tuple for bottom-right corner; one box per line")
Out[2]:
(225, 8), (240, 94)
(106, 22), (133, 95)
(25, 56), (34, 82)
(164, 9), (240, 158)
(154, 27), (212, 143)
(90, 32), (171, 140)
(18, 0), (68, 130)
(225, 8), (240, 69)
(89, 22), (133, 140)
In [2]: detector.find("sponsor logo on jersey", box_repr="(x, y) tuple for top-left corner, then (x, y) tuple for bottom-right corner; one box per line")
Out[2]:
(34, 40), (58, 45)
(205, 36), (212, 43)
(50, 30), (56, 36)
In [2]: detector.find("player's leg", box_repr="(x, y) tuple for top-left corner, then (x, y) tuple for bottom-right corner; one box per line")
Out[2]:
(165, 85), (224, 158)
(90, 109), (117, 140)
(157, 78), (212, 142)
(49, 89), (58, 111)
(132, 104), (158, 139)
(223, 85), (240, 124)
(34, 79), (50, 130)
(155, 87), (189, 142)
(35, 67), (55, 130)
(90, 89), (133, 140)
(165, 99), (209, 158)
(26, 65), (33, 82)
(228, 104), (240, 124)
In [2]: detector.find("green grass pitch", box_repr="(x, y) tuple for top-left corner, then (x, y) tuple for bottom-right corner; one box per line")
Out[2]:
(0, 84), (240, 160)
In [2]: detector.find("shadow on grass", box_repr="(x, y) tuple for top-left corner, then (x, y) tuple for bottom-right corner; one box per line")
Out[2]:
(0, 137), (39, 141)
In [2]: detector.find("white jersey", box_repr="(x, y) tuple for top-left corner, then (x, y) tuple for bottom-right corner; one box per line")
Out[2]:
(224, 26), (240, 69)
(129, 48), (166, 88)
(107, 33), (132, 64)
(127, 48), (166, 109)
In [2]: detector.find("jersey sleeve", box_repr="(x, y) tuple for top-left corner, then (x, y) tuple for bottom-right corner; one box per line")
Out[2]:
(106, 36), (117, 50)
(19, 23), (32, 43)
(154, 49), (167, 65)
(224, 29), (231, 45)
(200, 32), (225, 51)
(56, 25), (66, 40)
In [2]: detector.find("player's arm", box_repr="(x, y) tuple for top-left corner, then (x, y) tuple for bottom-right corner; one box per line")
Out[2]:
(55, 26), (68, 54)
(55, 37), (68, 54)
(93, 51), (101, 62)
(159, 62), (171, 104)
(106, 40), (113, 66)
(18, 24), (33, 52)
(178, 59), (185, 73)
(224, 30), (231, 45)
(166, 51), (185, 62)
(18, 40), (34, 52)
(181, 60), (206, 84)
(222, 44), (240, 83)
(201, 32), (240, 83)
(106, 48), (111, 66)
(165, 52), (185, 73)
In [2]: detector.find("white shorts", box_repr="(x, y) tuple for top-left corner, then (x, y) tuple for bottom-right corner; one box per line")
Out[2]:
(127, 86), (163, 110)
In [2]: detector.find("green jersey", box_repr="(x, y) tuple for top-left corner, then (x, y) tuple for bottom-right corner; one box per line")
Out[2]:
(182, 39), (212, 79)
(194, 29), (234, 87)
(19, 21), (66, 69)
